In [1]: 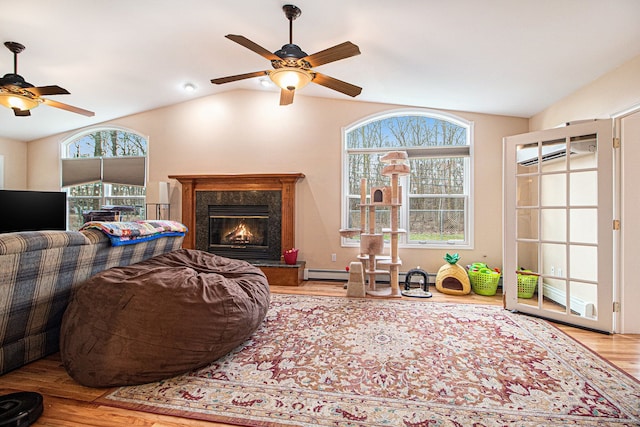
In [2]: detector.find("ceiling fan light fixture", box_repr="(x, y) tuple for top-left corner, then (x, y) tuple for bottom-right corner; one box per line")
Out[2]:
(268, 67), (312, 91)
(0, 91), (39, 111)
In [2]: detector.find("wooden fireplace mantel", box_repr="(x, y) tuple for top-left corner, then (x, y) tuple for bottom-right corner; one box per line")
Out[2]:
(168, 173), (305, 250)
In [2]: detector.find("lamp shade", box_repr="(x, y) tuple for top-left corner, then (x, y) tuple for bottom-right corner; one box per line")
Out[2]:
(0, 92), (39, 111)
(158, 181), (170, 204)
(269, 67), (313, 91)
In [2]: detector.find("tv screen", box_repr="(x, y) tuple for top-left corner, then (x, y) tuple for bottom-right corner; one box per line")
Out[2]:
(0, 190), (67, 233)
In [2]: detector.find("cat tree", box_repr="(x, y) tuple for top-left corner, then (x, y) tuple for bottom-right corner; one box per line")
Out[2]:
(340, 151), (410, 297)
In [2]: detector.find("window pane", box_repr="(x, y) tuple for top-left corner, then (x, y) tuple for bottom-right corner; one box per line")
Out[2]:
(347, 196), (362, 230)
(348, 153), (386, 192)
(409, 197), (464, 241)
(67, 197), (101, 230)
(346, 115), (467, 149)
(409, 157), (465, 195)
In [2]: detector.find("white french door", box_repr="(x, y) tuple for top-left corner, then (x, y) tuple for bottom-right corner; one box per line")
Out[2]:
(503, 120), (615, 332)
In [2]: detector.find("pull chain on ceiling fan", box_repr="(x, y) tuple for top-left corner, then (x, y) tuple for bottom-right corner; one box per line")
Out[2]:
(211, 4), (362, 106)
(0, 41), (94, 117)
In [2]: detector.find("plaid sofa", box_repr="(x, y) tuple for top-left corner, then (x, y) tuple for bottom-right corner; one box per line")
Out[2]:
(0, 228), (184, 375)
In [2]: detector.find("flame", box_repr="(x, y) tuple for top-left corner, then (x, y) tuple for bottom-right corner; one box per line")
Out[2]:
(225, 222), (254, 243)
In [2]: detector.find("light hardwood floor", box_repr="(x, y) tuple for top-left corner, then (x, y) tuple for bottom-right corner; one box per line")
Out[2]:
(1, 281), (638, 427)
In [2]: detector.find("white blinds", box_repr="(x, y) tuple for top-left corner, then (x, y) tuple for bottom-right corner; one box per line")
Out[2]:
(61, 156), (146, 187)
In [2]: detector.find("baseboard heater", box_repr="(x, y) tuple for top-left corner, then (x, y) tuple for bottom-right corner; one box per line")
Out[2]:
(305, 268), (436, 284)
(542, 283), (595, 318)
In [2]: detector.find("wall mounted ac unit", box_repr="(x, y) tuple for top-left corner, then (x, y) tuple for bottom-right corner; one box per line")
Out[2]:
(516, 137), (597, 166)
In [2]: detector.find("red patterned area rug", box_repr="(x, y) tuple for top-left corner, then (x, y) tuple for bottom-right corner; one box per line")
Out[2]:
(98, 294), (640, 426)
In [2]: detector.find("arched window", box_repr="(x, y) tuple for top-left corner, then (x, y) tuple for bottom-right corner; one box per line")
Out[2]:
(61, 127), (147, 230)
(343, 109), (474, 248)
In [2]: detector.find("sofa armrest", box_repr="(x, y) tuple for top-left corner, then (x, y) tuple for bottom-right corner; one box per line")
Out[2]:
(79, 228), (110, 245)
(0, 231), (91, 255)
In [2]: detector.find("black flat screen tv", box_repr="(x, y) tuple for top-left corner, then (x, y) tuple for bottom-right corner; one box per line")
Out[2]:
(0, 190), (67, 233)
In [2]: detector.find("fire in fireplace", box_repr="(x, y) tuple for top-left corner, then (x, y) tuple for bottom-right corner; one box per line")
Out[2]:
(209, 205), (270, 259)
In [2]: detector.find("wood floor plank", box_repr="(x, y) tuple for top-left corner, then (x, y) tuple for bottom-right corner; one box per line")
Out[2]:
(1, 280), (637, 426)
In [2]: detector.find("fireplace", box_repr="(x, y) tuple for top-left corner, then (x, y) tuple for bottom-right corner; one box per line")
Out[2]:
(169, 173), (304, 263)
(196, 190), (282, 260)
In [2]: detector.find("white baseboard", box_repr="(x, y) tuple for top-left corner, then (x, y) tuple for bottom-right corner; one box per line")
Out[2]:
(305, 269), (348, 281)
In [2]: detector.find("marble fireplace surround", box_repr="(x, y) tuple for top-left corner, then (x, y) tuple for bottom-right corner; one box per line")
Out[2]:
(168, 174), (305, 258)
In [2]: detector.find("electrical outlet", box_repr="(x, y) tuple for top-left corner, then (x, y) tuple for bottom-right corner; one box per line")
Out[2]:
(331, 253), (337, 262)
(551, 266), (555, 275)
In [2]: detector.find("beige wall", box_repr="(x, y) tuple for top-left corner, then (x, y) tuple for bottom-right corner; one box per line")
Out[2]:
(0, 137), (28, 189)
(27, 89), (528, 273)
(530, 54), (640, 131)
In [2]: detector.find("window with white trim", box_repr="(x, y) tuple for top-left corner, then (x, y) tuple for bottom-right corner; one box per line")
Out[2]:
(343, 110), (473, 248)
(61, 128), (147, 230)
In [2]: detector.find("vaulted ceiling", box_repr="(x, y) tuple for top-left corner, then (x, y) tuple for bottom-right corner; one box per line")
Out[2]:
(2, 0), (640, 142)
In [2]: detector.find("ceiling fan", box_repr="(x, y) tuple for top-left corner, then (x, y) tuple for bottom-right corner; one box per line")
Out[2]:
(0, 41), (94, 117)
(211, 4), (362, 106)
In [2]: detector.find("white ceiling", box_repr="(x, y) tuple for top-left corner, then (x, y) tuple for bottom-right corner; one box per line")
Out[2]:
(2, 0), (640, 142)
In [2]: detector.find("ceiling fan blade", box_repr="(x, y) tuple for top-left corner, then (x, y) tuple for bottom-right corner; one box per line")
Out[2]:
(12, 107), (30, 117)
(312, 72), (362, 97)
(26, 85), (70, 96)
(211, 70), (268, 85)
(41, 98), (95, 116)
(279, 88), (294, 106)
(225, 34), (280, 61)
(303, 42), (361, 67)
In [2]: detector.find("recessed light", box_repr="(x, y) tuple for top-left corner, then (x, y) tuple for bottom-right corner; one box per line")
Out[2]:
(259, 78), (273, 88)
(183, 83), (196, 92)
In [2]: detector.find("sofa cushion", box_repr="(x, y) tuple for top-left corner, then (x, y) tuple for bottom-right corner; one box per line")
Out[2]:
(60, 249), (270, 387)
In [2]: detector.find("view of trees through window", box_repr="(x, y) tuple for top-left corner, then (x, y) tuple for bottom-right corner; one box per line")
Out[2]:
(63, 129), (147, 230)
(344, 113), (471, 246)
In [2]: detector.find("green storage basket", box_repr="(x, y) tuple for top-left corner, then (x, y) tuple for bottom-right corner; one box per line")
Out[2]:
(468, 268), (500, 296)
(517, 273), (538, 298)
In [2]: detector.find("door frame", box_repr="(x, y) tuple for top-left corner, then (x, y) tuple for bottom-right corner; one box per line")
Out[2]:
(503, 119), (615, 333)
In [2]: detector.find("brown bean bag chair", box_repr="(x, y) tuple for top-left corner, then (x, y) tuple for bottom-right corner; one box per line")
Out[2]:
(60, 249), (270, 387)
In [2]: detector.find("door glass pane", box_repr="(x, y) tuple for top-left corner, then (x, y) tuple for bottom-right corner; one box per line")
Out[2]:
(569, 171), (598, 205)
(569, 134), (597, 170)
(517, 272), (539, 306)
(516, 142), (540, 174)
(541, 209), (565, 242)
(517, 208), (538, 240)
(570, 209), (597, 244)
(570, 281), (598, 319)
(570, 245), (597, 282)
(541, 277), (567, 314)
(517, 241), (538, 273)
(541, 138), (567, 169)
(542, 243), (566, 277)
(541, 174), (565, 206)
(517, 175), (538, 207)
